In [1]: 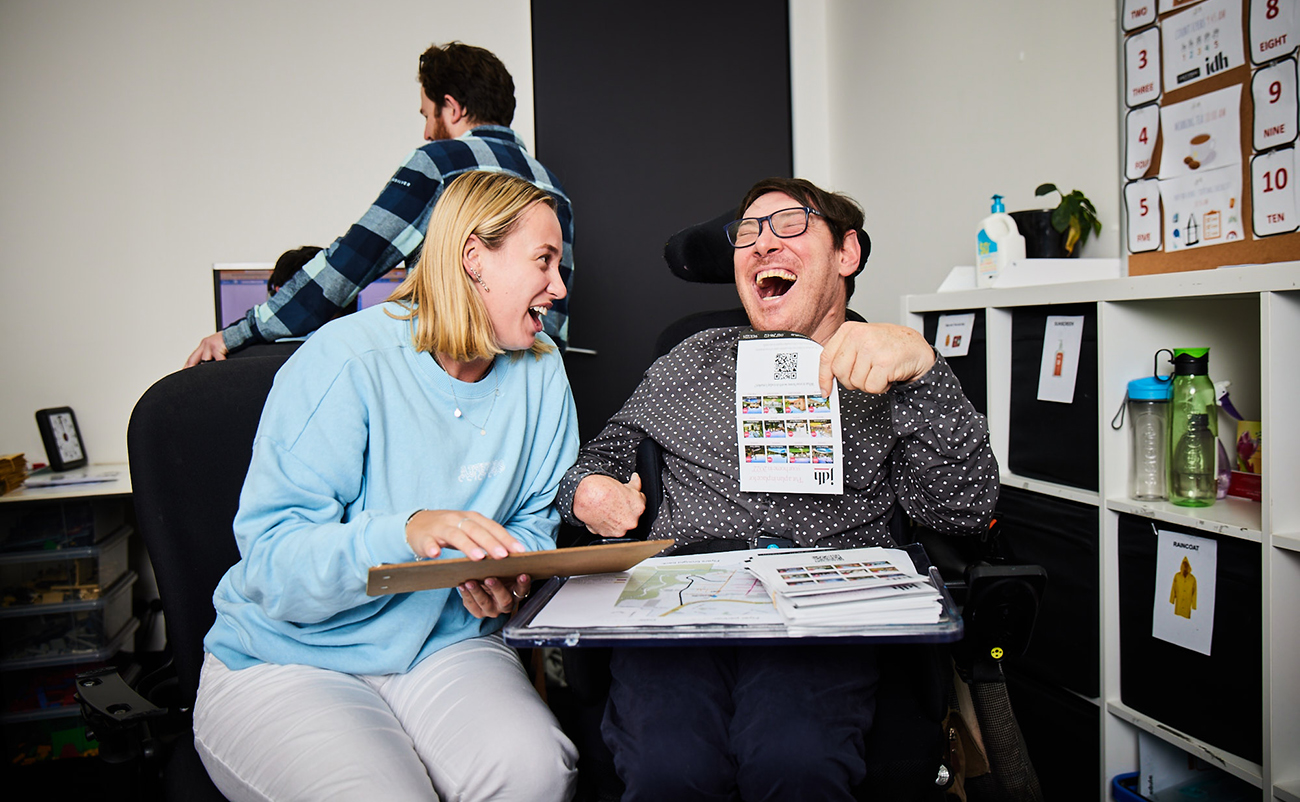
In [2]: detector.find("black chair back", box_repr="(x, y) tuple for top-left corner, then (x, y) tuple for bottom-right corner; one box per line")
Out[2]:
(127, 354), (289, 702)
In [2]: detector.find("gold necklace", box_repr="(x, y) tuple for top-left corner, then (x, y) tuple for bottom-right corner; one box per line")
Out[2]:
(436, 355), (500, 435)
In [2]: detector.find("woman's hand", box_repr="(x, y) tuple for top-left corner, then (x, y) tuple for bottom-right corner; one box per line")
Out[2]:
(405, 510), (527, 560)
(459, 573), (532, 619)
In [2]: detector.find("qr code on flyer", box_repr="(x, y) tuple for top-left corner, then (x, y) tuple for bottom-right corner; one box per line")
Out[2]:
(773, 352), (798, 381)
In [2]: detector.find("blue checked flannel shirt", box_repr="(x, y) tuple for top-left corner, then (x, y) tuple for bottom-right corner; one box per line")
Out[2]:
(221, 126), (574, 351)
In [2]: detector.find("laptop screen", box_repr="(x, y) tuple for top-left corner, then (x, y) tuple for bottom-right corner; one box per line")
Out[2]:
(213, 264), (408, 331)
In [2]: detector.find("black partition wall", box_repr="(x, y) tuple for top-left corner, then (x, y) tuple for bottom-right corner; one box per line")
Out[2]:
(532, 0), (793, 441)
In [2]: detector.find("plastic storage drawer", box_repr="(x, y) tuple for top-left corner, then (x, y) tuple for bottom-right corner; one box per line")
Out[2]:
(0, 571), (139, 670)
(0, 524), (131, 607)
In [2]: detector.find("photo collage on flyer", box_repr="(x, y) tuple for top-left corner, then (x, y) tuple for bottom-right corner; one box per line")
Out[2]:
(735, 332), (844, 494)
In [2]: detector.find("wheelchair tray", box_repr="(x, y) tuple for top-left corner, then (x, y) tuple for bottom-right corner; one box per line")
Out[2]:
(503, 543), (963, 647)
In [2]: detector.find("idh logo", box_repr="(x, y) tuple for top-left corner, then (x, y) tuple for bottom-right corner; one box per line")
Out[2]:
(813, 468), (834, 486)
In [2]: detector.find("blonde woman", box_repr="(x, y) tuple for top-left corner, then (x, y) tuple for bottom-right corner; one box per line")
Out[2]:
(194, 171), (578, 801)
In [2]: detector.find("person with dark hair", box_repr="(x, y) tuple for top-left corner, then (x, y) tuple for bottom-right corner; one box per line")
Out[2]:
(265, 245), (357, 318)
(186, 42), (574, 367)
(559, 177), (998, 800)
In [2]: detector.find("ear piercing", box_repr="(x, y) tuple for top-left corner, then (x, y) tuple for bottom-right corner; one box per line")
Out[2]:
(469, 266), (490, 292)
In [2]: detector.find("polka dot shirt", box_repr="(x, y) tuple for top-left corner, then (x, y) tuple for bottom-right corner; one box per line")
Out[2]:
(558, 327), (999, 550)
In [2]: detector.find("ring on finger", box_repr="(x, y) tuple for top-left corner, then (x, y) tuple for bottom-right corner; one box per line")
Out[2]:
(457, 517), (469, 529)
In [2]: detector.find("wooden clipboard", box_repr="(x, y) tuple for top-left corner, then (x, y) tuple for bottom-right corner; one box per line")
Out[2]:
(366, 539), (674, 596)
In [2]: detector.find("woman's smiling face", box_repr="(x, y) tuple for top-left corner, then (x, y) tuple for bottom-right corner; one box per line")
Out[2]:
(465, 202), (566, 351)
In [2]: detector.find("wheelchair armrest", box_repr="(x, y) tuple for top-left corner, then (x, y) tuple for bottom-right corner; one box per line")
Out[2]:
(75, 667), (167, 763)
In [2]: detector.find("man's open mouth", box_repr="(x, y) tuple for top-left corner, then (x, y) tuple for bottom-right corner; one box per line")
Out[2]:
(756, 268), (796, 299)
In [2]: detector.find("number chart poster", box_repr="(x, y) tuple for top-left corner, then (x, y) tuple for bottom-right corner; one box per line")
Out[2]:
(735, 332), (843, 495)
(1121, 0), (1300, 274)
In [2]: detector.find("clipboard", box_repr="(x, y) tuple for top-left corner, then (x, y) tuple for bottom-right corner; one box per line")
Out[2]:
(366, 538), (673, 596)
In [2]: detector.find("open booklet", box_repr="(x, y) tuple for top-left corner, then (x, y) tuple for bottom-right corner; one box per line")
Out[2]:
(522, 545), (942, 631)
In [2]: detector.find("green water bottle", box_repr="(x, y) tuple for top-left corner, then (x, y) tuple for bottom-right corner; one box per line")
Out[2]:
(1168, 348), (1217, 507)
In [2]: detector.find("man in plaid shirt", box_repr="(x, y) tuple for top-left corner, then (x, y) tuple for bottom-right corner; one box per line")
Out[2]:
(186, 42), (574, 366)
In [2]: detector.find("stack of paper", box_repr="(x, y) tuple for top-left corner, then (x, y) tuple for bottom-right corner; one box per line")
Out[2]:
(0, 453), (27, 495)
(745, 546), (943, 633)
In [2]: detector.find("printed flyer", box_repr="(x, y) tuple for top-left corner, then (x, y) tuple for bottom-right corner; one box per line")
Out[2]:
(735, 332), (843, 494)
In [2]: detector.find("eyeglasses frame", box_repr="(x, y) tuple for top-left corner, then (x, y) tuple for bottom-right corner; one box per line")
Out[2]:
(724, 206), (825, 248)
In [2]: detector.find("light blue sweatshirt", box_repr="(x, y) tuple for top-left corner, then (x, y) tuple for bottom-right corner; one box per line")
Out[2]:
(205, 303), (579, 675)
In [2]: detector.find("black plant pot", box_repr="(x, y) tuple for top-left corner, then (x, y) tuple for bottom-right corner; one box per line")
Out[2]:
(1010, 209), (1076, 258)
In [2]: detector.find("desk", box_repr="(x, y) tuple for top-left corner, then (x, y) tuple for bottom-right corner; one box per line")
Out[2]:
(504, 543), (963, 648)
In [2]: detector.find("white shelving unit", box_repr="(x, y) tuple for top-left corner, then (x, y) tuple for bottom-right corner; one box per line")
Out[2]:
(905, 262), (1300, 801)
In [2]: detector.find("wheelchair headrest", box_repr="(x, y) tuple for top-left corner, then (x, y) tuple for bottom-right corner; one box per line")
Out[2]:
(663, 206), (871, 284)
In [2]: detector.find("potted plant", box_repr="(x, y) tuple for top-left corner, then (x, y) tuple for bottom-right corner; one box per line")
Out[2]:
(1010, 183), (1102, 258)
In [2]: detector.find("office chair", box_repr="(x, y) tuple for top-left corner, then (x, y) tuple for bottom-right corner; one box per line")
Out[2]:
(560, 207), (1046, 802)
(78, 347), (298, 801)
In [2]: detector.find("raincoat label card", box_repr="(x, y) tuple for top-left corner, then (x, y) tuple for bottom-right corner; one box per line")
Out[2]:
(736, 332), (843, 494)
(1162, 0), (1244, 92)
(1158, 85), (1242, 179)
(1036, 316), (1085, 404)
(1159, 165), (1246, 249)
(1152, 529), (1218, 656)
(934, 313), (975, 358)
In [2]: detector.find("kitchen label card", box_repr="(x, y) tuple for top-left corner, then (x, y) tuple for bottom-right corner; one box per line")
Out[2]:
(1159, 84), (1243, 178)
(934, 313), (976, 358)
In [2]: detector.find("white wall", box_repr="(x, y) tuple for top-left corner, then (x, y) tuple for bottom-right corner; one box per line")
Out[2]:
(794, 0), (1121, 326)
(0, 0), (533, 465)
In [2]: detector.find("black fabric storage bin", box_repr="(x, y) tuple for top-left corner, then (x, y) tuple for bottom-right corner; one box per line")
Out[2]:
(994, 487), (1099, 697)
(922, 310), (986, 415)
(1007, 303), (1098, 490)
(1005, 666), (1100, 802)
(1117, 514), (1262, 763)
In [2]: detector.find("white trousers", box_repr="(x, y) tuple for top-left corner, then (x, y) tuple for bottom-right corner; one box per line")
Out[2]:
(193, 634), (576, 802)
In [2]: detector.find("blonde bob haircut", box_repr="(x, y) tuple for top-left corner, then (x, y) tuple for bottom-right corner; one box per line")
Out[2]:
(387, 170), (557, 361)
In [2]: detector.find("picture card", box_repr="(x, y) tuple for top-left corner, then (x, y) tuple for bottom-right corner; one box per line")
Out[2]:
(1152, 528), (1218, 656)
(1159, 84), (1242, 179)
(1162, 0), (1244, 93)
(1127, 26), (1164, 107)
(1159, 164), (1246, 250)
(1252, 57), (1298, 151)
(1127, 103), (1161, 179)
(1036, 315), (1086, 404)
(1250, 0), (1297, 64)
(1251, 146), (1298, 236)
(1126, 178), (1164, 252)
(934, 313), (975, 358)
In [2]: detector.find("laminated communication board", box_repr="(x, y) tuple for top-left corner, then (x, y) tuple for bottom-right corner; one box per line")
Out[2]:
(1121, 0), (1300, 274)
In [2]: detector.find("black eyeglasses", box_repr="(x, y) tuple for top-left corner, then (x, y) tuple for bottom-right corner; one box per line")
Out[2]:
(724, 207), (823, 248)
